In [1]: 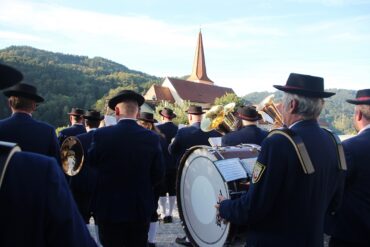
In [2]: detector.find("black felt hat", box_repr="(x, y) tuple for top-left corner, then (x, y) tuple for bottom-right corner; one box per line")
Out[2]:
(273, 73), (335, 98)
(137, 112), (156, 123)
(3, 83), (44, 102)
(68, 108), (85, 116)
(83, 109), (104, 120)
(0, 64), (23, 90)
(185, 105), (205, 115)
(237, 105), (262, 121)
(108, 90), (145, 110)
(159, 108), (177, 119)
(346, 89), (370, 105)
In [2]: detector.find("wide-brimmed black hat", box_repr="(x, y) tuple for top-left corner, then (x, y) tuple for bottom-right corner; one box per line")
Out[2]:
(273, 73), (335, 98)
(108, 90), (145, 110)
(137, 112), (156, 123)
(83, 109), (104, 121)
(346, 89), (370, 105)
(185, 105), (205, 115)
(159, 108), (176, 119)
(0, 64), (23, 90)
(3, 83), (44, 102)
(68, 108), (85, 116)
(237, 105), (262, 121)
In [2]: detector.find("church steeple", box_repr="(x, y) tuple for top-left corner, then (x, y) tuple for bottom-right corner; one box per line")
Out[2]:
(187, 30), (214, 85)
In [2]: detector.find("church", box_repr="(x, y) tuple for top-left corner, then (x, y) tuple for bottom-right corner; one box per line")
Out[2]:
(144, 31), (235, 109)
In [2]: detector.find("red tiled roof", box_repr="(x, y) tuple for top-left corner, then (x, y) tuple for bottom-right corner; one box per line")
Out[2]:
(168, 77), (234, 104)
(152, 85), (175, 103)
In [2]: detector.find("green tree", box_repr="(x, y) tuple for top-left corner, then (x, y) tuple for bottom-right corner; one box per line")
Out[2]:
(214, 93), (244, 107)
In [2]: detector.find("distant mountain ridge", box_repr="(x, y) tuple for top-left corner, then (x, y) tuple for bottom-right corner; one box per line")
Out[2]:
(0, 46), (161, 127)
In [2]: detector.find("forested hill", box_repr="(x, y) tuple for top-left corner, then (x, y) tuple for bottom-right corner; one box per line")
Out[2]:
(243, 89), (357, 134)
(0, 46), (161, 127)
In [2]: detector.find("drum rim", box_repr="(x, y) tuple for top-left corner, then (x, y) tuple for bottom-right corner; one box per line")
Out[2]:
(176, 145), (230, 247)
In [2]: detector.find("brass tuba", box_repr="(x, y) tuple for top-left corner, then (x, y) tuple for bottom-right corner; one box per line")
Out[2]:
(256, 94), (283, 129)
(60, 136), (84, 176)
(201, 102), (241, 134)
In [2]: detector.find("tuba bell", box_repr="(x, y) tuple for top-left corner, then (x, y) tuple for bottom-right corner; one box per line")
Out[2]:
(201, 102), (241, 134)
(256, 94), (283, 129)
(60, 136), (84, 176)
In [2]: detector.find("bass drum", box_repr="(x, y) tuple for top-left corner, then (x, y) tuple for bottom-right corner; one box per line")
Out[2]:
(177, 145), (260, 247)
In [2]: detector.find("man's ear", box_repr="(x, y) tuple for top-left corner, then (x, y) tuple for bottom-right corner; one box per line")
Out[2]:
(356, 109), (363, 122)
(290, 99), (298, 114)
(115, 107), (120, 116)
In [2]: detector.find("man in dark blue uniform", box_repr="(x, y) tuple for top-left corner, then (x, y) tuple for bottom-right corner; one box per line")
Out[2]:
(58, 107), (86, 144)
(0, 63), (97, 247)
(170, 105), (221, 246)
(221, 105), (268, 146)
(0, 83), (60, 161)
(157, 108), (178, 224)
(89, 90), (164, 247)
(217, 73), (345, 247)
(71, 110), (104, 223)
(326, 89), (370, 247)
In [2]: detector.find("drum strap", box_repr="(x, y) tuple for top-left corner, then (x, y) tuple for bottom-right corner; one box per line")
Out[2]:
(268, 129), (315, 174)
(321, 128), (347, 171)
(0, 141), (21, 190)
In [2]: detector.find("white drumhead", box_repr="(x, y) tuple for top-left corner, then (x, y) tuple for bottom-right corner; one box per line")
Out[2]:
(179, 148), (230, 247)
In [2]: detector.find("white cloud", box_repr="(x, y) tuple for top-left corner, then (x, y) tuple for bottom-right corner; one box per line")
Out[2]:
(0, 30), (47, 42)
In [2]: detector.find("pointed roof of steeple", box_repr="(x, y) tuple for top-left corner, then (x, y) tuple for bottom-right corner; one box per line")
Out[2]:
(187, 30), (214, 85)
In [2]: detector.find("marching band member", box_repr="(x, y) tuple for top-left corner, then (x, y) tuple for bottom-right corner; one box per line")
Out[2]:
(326, 89), (370, 247)
(88, 90), (164, 247)
(221, 105), (268, 146)
(169, 105), (221, 246)
(0, 82), (60, 161)
(58, 107), (86, 144)
(217, 73), (345, 247)
(0, 63), (97, 247)
(71, 110), (104, 223)
(137, 111), (166, 247)
(156, 108), (178, 224)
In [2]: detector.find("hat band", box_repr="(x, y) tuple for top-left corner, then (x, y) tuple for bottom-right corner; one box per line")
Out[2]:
(356, 96), (370, 100)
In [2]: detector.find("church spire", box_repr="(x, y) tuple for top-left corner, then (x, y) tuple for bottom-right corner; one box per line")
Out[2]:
(187, 30), (214, 85)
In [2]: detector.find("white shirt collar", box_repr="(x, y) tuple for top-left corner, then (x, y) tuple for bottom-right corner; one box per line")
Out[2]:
(359, 124), (370, 134)
(87, 128), (97, 132)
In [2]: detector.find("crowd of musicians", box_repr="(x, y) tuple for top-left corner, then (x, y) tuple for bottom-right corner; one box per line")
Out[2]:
(0, 62), (369, 247)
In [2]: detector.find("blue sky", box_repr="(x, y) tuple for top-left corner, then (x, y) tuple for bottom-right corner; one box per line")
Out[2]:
(0, 0), (369, 95)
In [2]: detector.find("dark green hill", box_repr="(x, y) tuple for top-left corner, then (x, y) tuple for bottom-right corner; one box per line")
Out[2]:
(243, 89), (356, 134)
(0, 46), (161, 127)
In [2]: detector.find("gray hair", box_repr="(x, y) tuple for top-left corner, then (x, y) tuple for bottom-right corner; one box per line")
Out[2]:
(357, 105), (370, 121)
(282, 93), (324, 120)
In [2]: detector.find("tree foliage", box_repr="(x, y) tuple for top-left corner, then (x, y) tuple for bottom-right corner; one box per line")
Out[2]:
(0, 46), (161, 127)
(214, 93), (245, 107)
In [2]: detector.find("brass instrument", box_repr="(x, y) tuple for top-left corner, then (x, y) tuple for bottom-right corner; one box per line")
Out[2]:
(60, 136), (84, 176)
(201, 102), (241, 134)
(256, 94), (283, 129)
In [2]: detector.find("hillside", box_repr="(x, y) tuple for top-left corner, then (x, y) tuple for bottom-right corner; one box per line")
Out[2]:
(0, 46), (161, 127)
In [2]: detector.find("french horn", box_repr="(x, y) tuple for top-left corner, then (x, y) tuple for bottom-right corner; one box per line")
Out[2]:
(256, 94), (283, 129)
(60, 136), (84, 176)
(201, 102), (241, 134)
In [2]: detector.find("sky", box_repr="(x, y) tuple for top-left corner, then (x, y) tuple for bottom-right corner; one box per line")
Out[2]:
(0, 0), (369, 96)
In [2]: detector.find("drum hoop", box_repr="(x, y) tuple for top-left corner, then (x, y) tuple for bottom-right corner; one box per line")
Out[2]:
(176, 145), (230, 247)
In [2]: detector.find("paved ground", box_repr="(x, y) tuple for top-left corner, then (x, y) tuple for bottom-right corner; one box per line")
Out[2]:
(89, 199), (329, 247)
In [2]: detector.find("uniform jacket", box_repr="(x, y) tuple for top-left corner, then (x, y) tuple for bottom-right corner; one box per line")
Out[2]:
(221, 125), (268, 146)
(0, 151), (96, 247)
(88, 119), (165, 223)
(0, 112), (60, 161)
(157, 122), (178, 170)
(168, 122), (222, 165)
(325, 127), (370, 245)
(220, 120), (345, 247)
(58, 124), (86, 144)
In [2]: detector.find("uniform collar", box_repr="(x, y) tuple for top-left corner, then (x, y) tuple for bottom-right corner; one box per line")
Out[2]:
(289, 119), (318, 130)
(118, 117), (137, 122)
(191, 122), (201, 128)
(12, 112), (32, 118)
